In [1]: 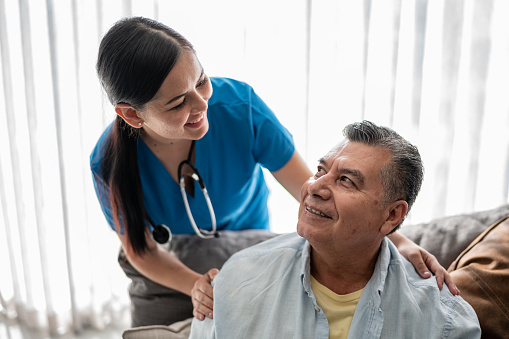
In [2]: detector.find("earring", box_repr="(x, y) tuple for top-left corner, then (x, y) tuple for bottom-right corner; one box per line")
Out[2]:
(138, 122), (142, 126)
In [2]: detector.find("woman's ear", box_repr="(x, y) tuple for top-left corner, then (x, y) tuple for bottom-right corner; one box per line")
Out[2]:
(380, 200), (408, 235)
(115, 103), (144, 128)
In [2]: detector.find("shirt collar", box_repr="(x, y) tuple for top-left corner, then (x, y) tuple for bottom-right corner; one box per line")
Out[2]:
(299, 237), (391, 302)
(300, 240), (312, 295)
(362, 238), (390, 302)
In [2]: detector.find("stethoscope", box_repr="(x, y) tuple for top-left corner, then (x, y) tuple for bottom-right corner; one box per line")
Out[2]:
(151, 140), (219, 244)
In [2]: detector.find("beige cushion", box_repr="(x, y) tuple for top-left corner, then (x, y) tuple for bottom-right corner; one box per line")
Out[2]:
(122, 317), (192, 339)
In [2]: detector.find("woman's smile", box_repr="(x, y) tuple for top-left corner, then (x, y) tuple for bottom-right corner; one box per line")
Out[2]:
(185, 113), (205, 129)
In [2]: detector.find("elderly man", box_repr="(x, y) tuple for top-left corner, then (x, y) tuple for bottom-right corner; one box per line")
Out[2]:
(189, 121), (481, 338)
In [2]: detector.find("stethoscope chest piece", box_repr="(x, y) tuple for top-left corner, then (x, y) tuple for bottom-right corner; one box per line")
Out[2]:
(152, 224), (172, 244)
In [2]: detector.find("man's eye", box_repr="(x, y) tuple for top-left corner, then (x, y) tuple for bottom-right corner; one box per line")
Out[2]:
(339, 176), (354, 186)
(315, 166), (326, 177)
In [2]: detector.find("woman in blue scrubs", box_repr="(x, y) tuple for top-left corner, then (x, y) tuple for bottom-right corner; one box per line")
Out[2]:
(90, 17), (458, 327)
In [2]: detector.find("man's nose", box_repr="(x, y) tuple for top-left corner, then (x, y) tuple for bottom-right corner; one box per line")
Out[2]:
(307, 176), (331, 200)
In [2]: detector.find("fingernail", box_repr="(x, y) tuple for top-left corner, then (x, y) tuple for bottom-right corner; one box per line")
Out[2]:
(209, 312), (213, 318)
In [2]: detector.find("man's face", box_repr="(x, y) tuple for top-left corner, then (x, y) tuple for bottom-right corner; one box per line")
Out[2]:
(297, 141), (393, 251)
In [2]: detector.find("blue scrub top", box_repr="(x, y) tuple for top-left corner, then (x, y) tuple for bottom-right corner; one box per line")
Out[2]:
(91, 77), (295, 234)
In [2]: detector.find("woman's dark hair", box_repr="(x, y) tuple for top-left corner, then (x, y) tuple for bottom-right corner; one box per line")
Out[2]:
(96, 17), (194, 254)
(343, 120), (424, 233)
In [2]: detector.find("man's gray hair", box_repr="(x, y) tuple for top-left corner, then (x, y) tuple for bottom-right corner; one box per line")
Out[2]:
(343, 120), (424, 232)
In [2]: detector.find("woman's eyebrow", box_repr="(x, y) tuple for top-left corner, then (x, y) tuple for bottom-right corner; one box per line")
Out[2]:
(165, 93), (186, 106)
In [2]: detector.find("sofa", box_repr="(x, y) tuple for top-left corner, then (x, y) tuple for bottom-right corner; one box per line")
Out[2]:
(123, 203), (509, 339)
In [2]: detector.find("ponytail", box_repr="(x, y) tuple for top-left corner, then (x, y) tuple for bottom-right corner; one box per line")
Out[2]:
(102, 116), (149, 254)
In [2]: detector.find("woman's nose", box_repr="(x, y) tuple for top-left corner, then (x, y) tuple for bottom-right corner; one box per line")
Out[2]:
(190, 91), (208, 114)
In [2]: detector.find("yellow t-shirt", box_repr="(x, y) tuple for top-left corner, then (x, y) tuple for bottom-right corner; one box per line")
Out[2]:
(310, 275), (363, 339)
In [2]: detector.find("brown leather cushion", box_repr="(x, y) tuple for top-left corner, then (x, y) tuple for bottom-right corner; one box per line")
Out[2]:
(399, 204), (509, 268)
(448, 216), (509, 339)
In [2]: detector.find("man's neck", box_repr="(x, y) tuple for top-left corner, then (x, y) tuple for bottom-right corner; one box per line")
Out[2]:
(310, 243), (382, 295)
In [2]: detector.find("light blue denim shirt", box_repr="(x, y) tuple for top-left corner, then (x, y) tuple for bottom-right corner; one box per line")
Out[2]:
(190, 233), (481, 339)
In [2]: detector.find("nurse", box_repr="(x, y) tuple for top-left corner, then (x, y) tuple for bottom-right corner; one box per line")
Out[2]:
(90, 16), (458, 327)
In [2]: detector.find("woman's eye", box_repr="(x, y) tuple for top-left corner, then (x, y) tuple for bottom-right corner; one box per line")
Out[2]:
(197, 76), (209, 88)
(170, 99), (186, 111)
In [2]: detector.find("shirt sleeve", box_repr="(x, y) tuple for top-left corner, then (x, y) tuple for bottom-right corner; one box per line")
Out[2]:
(444, 299), (482, 338)
(189, 316), (217, 339)
(91, 169), (116, 232)
(90, 123), (121, 233)
(249, 86), (295, 172)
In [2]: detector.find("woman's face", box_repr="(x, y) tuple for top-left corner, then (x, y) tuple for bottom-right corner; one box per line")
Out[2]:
(138, 49), (213, 144)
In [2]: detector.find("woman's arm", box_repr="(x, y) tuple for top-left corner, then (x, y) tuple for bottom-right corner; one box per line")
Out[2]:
(271, 150), (312, 201)
(119, 228), (219, 320)
(118, 228), (202, 296)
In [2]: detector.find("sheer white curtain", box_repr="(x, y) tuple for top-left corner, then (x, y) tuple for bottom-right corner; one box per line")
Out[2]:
(0, 0), (508, 335)
(305, 0), (509, 223)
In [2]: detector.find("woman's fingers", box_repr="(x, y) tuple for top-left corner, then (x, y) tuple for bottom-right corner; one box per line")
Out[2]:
(191, 268), (219, 320)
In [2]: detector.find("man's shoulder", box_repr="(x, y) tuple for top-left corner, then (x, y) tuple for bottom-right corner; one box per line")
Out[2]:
(383, 240), (477, 310)
(384, 240), (462, 300)
(228, 232), (305, 259)
(213, 232), (306, 288)
(378, 241), (481, 337)
(206, 232), (316, 338)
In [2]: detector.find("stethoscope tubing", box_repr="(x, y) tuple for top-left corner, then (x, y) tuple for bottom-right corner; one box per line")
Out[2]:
(151, 140), (219, 244)
(179, 163), (217, 239)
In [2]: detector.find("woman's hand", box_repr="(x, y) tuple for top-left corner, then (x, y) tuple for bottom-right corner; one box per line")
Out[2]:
(192, 268), (219, 321)
(388, 232), (460, 296)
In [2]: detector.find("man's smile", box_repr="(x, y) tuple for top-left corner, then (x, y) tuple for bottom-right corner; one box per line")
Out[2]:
(305, 204), (332, 219)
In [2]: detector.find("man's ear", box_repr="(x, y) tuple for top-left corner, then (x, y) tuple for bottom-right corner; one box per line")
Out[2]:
(115, 103), (144, 128)
(380, 200), (408, 235)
